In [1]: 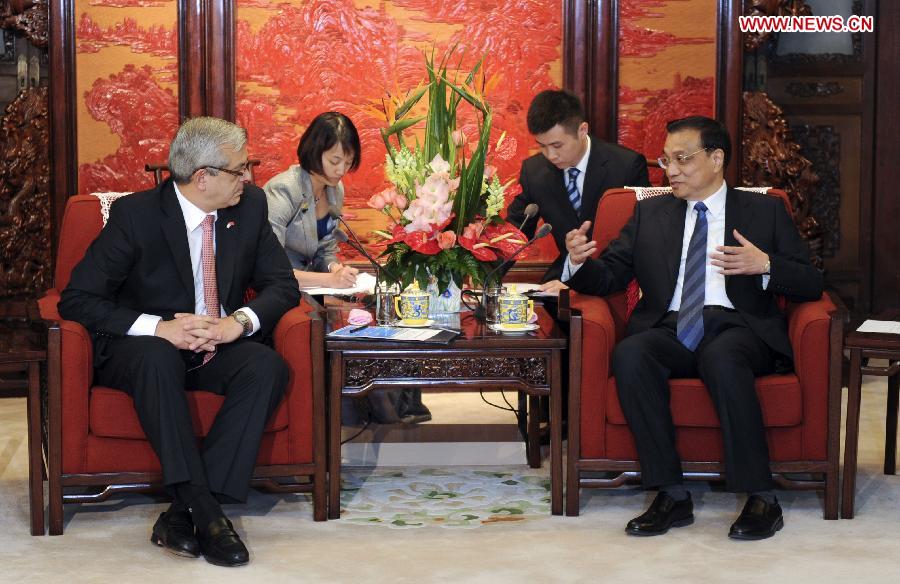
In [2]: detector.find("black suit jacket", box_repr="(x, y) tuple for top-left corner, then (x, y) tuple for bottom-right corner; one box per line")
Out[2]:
(59, 179), (301, 363)
(567, 187), (824, 359)
(506, 136), (650, 282)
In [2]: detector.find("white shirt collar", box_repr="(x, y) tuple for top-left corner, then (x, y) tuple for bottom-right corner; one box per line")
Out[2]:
(568, 135), (591, 176)
(689, 180), (727, 218)
(174, 183), (217, 231)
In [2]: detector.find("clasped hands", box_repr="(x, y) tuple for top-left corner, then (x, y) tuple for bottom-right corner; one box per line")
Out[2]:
(565, 220), (770, 275)
(155, 313), (244, 352)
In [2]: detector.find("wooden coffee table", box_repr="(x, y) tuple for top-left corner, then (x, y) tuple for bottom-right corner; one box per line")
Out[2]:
(325, 306), (566, 519)
(841, 320), (900, 518)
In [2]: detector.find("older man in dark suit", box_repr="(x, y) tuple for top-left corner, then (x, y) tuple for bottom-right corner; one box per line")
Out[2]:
(562, 116), (823, 539)
(59, 117), (300, 566)
(506, 89), (649, 293)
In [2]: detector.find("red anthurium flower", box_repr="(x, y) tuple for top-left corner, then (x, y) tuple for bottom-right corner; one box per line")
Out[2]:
(404, 231), (442, 255)
(482, 223), (529, 258)
(458, 235), (498, 261)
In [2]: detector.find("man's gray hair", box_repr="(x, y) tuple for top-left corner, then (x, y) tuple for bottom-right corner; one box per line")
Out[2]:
(167, 117), (248, 184)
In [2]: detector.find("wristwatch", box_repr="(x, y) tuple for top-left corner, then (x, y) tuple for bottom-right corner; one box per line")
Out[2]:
(231, 309), (253, 337)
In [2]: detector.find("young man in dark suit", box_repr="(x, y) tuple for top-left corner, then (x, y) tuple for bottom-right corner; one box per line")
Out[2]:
(562, 116), (823, 539)
(506, 89), (650, 293)
(59, 117), (301, 566)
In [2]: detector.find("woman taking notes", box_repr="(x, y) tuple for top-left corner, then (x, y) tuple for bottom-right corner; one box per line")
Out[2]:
(265, 112), (361, 288)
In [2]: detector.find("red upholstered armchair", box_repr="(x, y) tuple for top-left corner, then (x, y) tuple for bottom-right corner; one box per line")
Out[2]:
(558, 187), (844, 519)
(35, 194), (326, 535)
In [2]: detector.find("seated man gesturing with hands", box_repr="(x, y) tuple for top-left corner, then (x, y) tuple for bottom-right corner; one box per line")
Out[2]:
(562, 116), (823, 540)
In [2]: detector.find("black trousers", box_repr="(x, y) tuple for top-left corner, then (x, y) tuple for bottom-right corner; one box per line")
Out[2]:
(96, 335), (289, 502)
(612, 308), (776, 493)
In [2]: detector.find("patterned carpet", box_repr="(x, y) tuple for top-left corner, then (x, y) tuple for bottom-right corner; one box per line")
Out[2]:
(338, 466), (551, 528)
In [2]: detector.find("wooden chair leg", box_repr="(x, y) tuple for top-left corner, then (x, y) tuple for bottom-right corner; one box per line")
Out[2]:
(27, 361), (44, 535)
(885, 372), (899, 475)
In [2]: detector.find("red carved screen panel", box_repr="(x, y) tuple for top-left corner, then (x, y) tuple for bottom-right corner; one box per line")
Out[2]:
(617, 0), (717, 186)
(234, 0), (563, 263)
(75, 0), (179, 194)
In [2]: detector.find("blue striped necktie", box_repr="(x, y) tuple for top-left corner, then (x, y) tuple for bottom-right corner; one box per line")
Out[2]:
(676, 201), (708, 351)
(566, 167), (581, 211)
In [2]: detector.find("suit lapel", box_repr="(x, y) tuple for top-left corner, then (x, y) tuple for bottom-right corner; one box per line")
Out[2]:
(159, 182), (196, 306)
(724, 186), (751, 294)
(660, 195), (688, 287)
(580, 138), (609, 222)
(216, 205), (238, 313)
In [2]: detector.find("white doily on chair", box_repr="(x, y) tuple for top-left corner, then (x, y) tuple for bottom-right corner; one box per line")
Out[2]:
(627, 185), (772, 201)
(90, 192), (132, 226)
(626, 186), (672, 201)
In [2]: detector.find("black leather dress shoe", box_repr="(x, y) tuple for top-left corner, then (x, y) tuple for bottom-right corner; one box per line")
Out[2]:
(197, 517), (250, 567)
(729, 495), (784, 540)
(150, 510), (200, 558)
(625, 492), (694, 536)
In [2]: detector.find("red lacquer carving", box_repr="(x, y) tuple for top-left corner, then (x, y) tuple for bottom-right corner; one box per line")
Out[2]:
(618, 0), (712, 58)
(235, 0), (561, 261)
(617, 0), (716, 185)
(88, 0), (168, 7)
(79, 64), (179, 194)
(77, 13), (177, 61)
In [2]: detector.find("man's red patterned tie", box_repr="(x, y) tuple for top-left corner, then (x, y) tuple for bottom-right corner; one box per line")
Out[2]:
(201, 214), (219, 364)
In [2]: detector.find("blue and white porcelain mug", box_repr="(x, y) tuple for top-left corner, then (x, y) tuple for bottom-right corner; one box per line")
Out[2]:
(498, 289), (534, 328)
(394, 284), (430, 325)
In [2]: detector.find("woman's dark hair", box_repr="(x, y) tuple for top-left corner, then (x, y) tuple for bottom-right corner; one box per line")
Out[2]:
(526, 89), (586, 136)
(297, 112), (361, 175)
(665, 116), (732, 168)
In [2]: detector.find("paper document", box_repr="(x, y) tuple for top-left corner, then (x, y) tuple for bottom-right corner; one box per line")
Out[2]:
(504, 282), (558, 297)
(856, 320), (900, 335)
(327, 325), (457, 343)
(299, 271), (377, 296)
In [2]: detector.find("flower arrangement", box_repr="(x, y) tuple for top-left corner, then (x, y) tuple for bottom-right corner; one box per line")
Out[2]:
(365, 50), (526, 296)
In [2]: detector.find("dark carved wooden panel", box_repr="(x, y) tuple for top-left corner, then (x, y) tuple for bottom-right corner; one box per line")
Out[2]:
(743, 0), (812, 52)
(344, 357), (549, 388)
(790, 124), (840, 259)
(741, 90), (822, 268)
(0, 85), (50, 297)
(0, 0), (48, 48)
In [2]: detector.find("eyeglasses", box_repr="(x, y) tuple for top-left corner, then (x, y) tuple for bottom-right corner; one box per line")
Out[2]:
(197, 162), (251, 178)
(657, 148), (710, 170)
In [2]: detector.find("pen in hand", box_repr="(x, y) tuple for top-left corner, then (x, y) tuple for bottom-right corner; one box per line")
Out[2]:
(349, 324), (368, 332)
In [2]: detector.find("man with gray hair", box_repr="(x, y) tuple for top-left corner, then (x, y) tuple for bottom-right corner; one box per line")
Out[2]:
(60, 117), (300, 566)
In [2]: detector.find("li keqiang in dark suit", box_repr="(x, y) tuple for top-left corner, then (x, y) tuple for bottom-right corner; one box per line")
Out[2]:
(563, 116), (823, 540)
(59, 117), (300, 567)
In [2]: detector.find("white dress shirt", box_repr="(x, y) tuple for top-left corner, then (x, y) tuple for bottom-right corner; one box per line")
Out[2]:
(126, 184), (260, 336)
(667, 181), (732, 311)
(562, 181), (770, 298)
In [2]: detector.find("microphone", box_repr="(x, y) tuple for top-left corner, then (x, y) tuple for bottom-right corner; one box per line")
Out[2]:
(517, 203), (539, 231)
(330, 209), (399, 286)
(475, 223), (552, 321)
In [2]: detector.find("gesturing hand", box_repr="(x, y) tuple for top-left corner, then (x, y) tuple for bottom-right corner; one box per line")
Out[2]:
(565, 221), (597, 266)
(710, 229), (770, 275)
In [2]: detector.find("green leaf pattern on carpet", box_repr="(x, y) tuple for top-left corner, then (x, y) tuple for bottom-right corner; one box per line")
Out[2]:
(339, 467), (550, 528)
